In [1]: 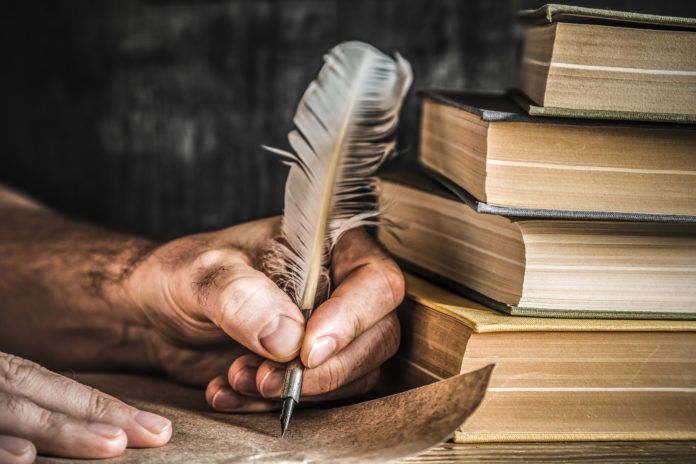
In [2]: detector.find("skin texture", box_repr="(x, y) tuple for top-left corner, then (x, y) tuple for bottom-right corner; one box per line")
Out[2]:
(0, 184), (404, 462)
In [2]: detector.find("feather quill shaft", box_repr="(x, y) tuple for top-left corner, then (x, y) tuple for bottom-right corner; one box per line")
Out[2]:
(267, 41), (412, 436)
(264, 41), (412, 313)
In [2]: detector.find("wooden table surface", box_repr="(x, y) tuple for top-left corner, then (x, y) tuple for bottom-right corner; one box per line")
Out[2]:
(401, 441), (696, 463)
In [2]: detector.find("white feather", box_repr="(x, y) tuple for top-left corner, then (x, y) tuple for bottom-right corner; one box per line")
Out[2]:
(264, 41), (412, 310)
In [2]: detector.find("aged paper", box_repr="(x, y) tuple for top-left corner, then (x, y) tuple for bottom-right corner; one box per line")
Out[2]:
(38, 365), (492, 463)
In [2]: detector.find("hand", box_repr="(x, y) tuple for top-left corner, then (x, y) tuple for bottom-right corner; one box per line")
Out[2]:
(0, 352), (171, 463)
(126, 217), (404, 411)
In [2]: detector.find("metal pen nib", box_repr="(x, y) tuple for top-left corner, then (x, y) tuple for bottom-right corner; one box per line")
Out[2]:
(280, 397), (296, 438)
(279, 358), (304, 437)
(279, 307), (312, 437)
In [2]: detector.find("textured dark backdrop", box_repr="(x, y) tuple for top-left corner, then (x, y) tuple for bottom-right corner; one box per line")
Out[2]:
(2, 0), (695, 239)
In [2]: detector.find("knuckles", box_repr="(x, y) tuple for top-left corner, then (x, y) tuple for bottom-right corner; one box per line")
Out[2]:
(308, 314), (400, 395)
(375, 259), (406, 309)
(194, 249), (230, 270)
(193, 248), (251, 271)
(85, 387), (116, 421)
(190, 250), (268, 315)
(0, 353), (40, 390)
(316, 359), (349, 394)
(36, 404), (60, 431)
(2, 393), (29, 418)
(191, 247), (249, 281)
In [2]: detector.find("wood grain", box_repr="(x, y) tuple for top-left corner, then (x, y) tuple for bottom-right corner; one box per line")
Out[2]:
(403, 441), (696, 463)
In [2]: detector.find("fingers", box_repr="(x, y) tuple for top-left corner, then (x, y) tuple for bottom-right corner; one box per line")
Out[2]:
(0, 353), (171, 449)
(301, 228), (404, 368)
(205, 375), (278, 413)
(214, 313), (397, 404)
(227, 354), (266, 396)
(206, 368), (379, 413)
(188, 248), (305, 362)
(258, 313), (399, 398)
(297, 313), (397, 398)
(0, 436), (35, 464)
(206, 335), (387, 412)
(0, 353), (172, 457)
(0, 391), (127, 459)
(202, 229), (402, 412)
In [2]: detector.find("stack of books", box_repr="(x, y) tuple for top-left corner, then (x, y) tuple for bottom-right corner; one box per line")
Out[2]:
(377, 4), (696, 442)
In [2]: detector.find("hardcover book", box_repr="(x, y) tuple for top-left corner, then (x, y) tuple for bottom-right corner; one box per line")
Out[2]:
(378, 172), (696, 319)
(381, 274), (696, 442)
(419, 91), (696, 217)
(517, 4), (696, 123)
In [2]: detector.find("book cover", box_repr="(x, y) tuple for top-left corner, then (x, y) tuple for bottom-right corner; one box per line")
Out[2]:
(518, 4), (696, 30)
(381, 173), (696, 320)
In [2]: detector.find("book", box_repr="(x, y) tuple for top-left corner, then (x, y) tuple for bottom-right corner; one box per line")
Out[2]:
(517, 5), (696, 123)
(419, 91), (696, 217)
(377, 172), (696, 319)
(382, 273), (696, 442)
(519, 4), (696, 29)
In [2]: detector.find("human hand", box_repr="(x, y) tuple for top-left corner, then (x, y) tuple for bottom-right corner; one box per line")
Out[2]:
(0, 352), (171, 463)
(125, 217), (404, 411)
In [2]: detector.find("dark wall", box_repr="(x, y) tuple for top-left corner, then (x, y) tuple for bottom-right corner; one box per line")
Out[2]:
(1, 0), (694, 239)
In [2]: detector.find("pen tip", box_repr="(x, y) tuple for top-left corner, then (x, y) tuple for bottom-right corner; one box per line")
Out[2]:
(280, 397), (296, 438)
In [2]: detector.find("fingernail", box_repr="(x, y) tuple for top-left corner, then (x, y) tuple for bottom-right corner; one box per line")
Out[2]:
(0, 436), (32, 457)
(259, 367), (284, 398)
(259, 315), (303, 358)
(212, 387), (242, 410)
(232, 367), (258, 395)
(307, 336), (337, 368)
(85, 422), (123, 439)
(135, 411), (172, 435)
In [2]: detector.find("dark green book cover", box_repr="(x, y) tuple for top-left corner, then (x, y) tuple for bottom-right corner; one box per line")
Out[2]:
(516, 4), (696, 124)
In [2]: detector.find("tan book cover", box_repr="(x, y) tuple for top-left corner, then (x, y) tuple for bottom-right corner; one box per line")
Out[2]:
(405, 273), (696, 333)
(388, 274), (696, 442)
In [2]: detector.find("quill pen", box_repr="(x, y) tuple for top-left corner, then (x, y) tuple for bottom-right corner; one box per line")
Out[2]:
(263, 41), (412, 436)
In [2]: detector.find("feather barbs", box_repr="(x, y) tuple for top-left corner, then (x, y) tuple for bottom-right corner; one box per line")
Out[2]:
(263, 41), (412, 311)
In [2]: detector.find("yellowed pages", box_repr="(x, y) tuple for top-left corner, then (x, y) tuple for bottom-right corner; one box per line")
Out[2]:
(456, 390), (696, 443)
(405, 273), (696, 333)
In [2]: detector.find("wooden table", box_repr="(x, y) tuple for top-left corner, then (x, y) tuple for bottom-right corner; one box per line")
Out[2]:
(402, 441), (696, 463)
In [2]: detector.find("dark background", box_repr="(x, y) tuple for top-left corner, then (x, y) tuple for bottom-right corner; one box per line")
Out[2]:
(2, 0), (694, 239)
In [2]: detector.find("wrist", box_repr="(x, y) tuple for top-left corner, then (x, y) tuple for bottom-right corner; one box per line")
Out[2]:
(103, 236), (158, 320)
(97, 236), (163, 370)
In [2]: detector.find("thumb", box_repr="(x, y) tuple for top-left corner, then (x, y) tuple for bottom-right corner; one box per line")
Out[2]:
(188, 249), (305, 362)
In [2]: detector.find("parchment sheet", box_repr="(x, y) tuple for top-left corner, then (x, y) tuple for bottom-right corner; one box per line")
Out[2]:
(38, 365), (492, 463)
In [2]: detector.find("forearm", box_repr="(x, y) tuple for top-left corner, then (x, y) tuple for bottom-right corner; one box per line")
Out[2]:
(0, 184), (156, 370)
